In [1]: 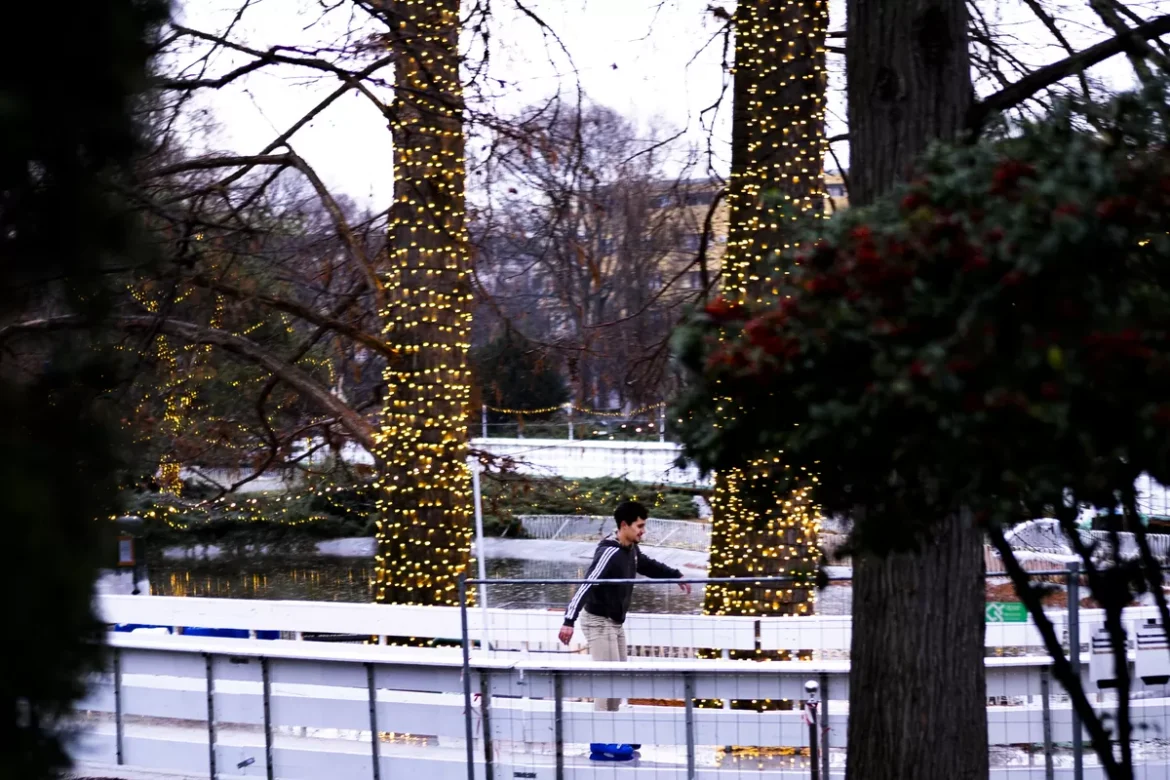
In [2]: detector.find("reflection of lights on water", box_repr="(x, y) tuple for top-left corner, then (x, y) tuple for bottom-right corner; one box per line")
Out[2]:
(714, 746), (810, 771)
(380, 732), (431, 745)
(152, 559), (378, 602)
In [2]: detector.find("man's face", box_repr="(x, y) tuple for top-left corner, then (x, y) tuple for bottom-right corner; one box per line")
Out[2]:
(621, 517), (647, 544)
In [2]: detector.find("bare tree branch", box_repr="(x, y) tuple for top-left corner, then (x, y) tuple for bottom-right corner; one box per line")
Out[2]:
(0, 315), (377, 452)
(1088, 0), (1160, 86)
(163, 24), (394, 113)
(158, 53), (397, 204)
(1019, 0), (1095, 104)
(185, 275), (394, 359)
(148, 154), (293, 179)
(968, 14), (1170, 133)
(150, 151), (382, 296)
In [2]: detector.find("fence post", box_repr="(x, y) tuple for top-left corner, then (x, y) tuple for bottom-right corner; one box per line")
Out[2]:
(659, 405), (666, 442)
(367, 663), (381, 780)
(479, 671), (494, 780)
(470, 460), (489, 614)
(567, 403), (574, 441)
(460, 575), (476, 780)
(205, 653), (217, 780)
(684, 672), (696, 780)
(1041, 666), (1054, 780)
(721, 648), (732, 753)
(819, 672), (830, 780)
(481, 405), (488, 439)
(1068, 560), (1083, 780)
(114, 648), (124, 767)
(261, 658), (274, 780)
(805, 680), (820, 780)
(554, 671), (565, 780)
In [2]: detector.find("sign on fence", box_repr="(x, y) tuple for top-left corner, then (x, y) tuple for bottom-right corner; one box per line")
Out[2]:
(985, 602), (1028, 622)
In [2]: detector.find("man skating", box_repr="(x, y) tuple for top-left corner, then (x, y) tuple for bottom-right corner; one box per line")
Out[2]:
(558, 501), (692, 715)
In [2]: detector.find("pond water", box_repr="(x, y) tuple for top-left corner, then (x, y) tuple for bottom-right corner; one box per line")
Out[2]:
(147, 555), (707, 614)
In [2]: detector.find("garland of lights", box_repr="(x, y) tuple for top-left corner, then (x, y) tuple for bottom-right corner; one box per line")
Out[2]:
(129, 476), (686, 531)
(704, 0), (828, 651)
(484, 401), (667, 417)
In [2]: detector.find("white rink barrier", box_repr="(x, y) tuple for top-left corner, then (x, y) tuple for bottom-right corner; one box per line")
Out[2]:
(73, 630), (1170, 780)
(97, 594), (1170, 657)
(72, 594), (1170, 779)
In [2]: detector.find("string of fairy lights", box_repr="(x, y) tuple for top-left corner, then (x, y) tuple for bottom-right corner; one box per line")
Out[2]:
(126, 264), (226, 497)
(725, 0), (829, 302)
(704, 0), (828, 637)
(370, 0), (474, 608)
(483, 401), (667, 417)
(126, 476), (681, 535)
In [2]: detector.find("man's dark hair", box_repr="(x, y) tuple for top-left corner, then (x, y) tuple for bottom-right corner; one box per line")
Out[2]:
(614, 500), (649, 528)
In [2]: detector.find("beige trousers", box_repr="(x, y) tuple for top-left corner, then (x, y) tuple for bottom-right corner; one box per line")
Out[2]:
(580, 611), (627, 711)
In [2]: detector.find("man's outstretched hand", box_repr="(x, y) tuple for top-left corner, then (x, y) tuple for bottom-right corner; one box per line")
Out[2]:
(678, 581), (693, 595)
(558, 625), (574, 646)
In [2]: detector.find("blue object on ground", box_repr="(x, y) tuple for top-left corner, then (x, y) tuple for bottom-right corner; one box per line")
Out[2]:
(182, 627), (280, 640)
(113, 624), (173, 634)
(589, 744), (636, 761)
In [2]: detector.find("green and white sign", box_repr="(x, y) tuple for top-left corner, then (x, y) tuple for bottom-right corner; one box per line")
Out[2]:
(985, 602), (1028, 623)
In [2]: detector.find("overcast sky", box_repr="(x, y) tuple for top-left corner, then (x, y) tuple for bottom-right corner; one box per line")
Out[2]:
(174, 0), (1152, 209)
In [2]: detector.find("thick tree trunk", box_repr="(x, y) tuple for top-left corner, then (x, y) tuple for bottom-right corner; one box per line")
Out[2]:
(844, 1), (985, 777)
(374, 0), (473, 606)
(723, 0), (827, 303)
(697, 0), (828, 626)
(847, 515), (987, 778)
(846, 0), (972, 209)
(705, 0), (826, 658)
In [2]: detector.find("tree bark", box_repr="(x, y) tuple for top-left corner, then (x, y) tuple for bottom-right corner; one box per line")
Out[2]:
(374, 0), (474, 606)
(844, 1), (985, 777)
(846, 0), (972, 208)
(847, 514), (988, 779)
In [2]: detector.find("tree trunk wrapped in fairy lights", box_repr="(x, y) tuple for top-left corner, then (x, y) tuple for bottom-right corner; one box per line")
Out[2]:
(703, 0), (828, 637)
(374, 0), (474, 606)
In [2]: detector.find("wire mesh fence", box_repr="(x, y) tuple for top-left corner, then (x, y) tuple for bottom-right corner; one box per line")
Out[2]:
(457, 569), (1170, 779)
(461, 575), (842, 779)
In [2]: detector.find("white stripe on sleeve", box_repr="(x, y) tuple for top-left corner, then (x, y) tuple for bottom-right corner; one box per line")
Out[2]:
(564, 546), (619, 622)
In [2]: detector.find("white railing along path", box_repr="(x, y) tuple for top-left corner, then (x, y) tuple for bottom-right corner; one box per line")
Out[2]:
(74, 594), (1170, 780)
